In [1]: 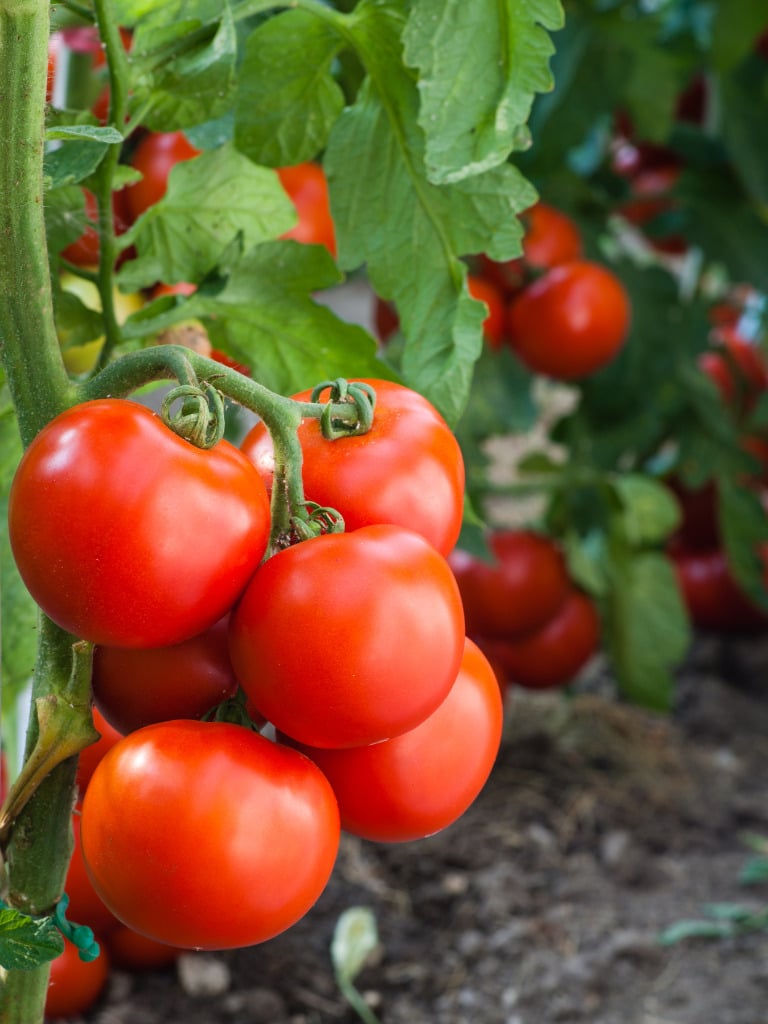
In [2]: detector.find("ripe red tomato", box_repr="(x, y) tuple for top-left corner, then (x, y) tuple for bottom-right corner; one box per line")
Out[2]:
(229, 524), (465, 748)
(76, 707), (123, 795)
(479, 202), (583, 296)
(288, 638), (503, 842)
(125, 131), (201, 222)
(665, 478), (720, 552)
(241, 379), (465, 557)
(448, 530), (571, 640)
(487, 589), (601, 689)
(104, 925), (183, 971)
(507, 260), (631, 380)
(60, 187), (132, 267)
(276, 162), (336, 255)
(80, 721), (340, 949)
(670, 546), (768, 632)
(45, 938), (109, 1020)
(65, 813), (120, 935)
(698, 331), (768, 416)
(9, 399), (271, 648)
(92, 617), (238, 734)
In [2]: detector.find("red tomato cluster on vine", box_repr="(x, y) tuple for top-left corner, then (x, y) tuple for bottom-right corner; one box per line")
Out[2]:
(448, 530), (601, 693)
(667, 311), (768, 633)
(374, 202), (631, 381)
(8, 379), (505, 965)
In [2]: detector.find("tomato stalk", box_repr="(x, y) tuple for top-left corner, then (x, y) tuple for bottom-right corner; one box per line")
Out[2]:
(0, 5), (100, 1019)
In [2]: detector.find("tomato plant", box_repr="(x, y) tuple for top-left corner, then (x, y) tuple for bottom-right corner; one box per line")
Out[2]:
(448, 530), (571, 639)
(241, 379), (465, 557)
(288, 638), (504, 842)
(125, 131), (201, 222)
(276, 162), (337, 255)
(92, 617), (238, 734)
(483, 589), (601, 690)
(506, 260), (631, 379)
(80, 721), (340, 949)
(229, 524), (465, 748)
(8, 399), (271, 648)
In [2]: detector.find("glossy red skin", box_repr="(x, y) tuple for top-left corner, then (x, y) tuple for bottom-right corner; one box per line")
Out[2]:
(671, 547), (768, 633)
(518, 259), (631, 373)
(229, 525), (465, 748)
(289, 638), (503, 842)
(104, 926), (183, 971)
(75, 708), (124, 795)
(241, 379), (465, 557)
(45, 938), (110, 1019)
(277, 162), (336, 255)
(93, 617), (238, 734)
(81, 721), (340, 949)
(488, 589), (601, 689)
(126, 131), (201, 222)
(448, 531), (571, 640)
(65, 813), (120, 935)
(507, 261), (631, 380)
(9, 399), (271, 648)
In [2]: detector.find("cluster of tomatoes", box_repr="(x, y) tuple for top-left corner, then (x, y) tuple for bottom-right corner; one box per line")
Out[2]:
(448, 530), (601, 694)
(667, 295), (768, 633)
(8, 378), (505, 981)
(376, 201), (632, 382)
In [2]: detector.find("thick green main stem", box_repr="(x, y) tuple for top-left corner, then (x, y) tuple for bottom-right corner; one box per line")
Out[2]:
(0, 0), (75, 447)
(0, 4), (91, 1022)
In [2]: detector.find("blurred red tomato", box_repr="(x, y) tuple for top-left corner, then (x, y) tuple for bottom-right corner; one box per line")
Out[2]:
(46, 939), (109, 1019)
(277, 162), (336, 255)
(104, 925), (183, 970)
(126, 132), (202, 222)
(671, 546), (768, 633)
(75, 708), (123, 795)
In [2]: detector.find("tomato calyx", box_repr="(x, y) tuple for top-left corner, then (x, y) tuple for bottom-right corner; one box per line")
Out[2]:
(310, 378), (377, 439)
(160, 380), (226, 450)
(204, 688), (261, 732)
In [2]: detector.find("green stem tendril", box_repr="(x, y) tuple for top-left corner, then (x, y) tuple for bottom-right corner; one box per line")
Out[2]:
(52, 894), (101, 962)
(161, 381), (226, 449)
(310, 378), (377, 439)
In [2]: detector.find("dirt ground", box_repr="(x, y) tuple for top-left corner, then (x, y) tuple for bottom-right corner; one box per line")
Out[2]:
(74, 629), (768, 1024)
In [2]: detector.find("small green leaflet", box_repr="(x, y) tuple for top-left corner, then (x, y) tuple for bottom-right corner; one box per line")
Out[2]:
(403, 0), (564, 184)
(234, 9), (345, 168)
(611, 474), (681, 548)
(331, 906), (379, 987)
(0, 908), (64, 971)
(45, 125), (124, 144)
(117, 143), (296, 291)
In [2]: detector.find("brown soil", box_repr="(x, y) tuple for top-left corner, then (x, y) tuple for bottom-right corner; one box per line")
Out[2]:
(79, 633), (768, 1024)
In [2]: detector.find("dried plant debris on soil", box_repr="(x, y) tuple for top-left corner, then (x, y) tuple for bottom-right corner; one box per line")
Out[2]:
(82, 635), (768, 1024)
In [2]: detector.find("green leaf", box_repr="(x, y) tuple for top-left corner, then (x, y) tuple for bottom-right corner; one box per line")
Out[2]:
(326, 2), (536, 423)
(711, 0), (768, 71)
(45, 125), (123, 144)
(183, 241), (391, 396)
(43, 141), (109, 189)
(0, 908), (63, 971)
(403, 0), (563, 184)
(603, 549), (689, 711)
(658, 918), (735, 946)
(717, 476), (768, 609)
(44, 186), (89, 256)
(718, 59), (768, 206)
(611, 474), (681, 547)
(117, 144), (296, 291)
(234, 9), (345, 167)
(739, 856), (768, 886)
(331, 907), (379, 986)
(130, 2), (237, 131)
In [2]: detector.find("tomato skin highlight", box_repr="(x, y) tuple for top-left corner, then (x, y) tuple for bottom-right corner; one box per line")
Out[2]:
(80, 721), (340, 950)
(241, 379), (465, 558)
(45, 938), (110, 1019)
(507, 260), (631, 380)
(488, 589), (601, 689)
(92, 617), (238, 734)
(289, 638), (503, 842)
(229, 524), (466, 749)
(448, 531), (571, 640)
(8, 399), (271, 648)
